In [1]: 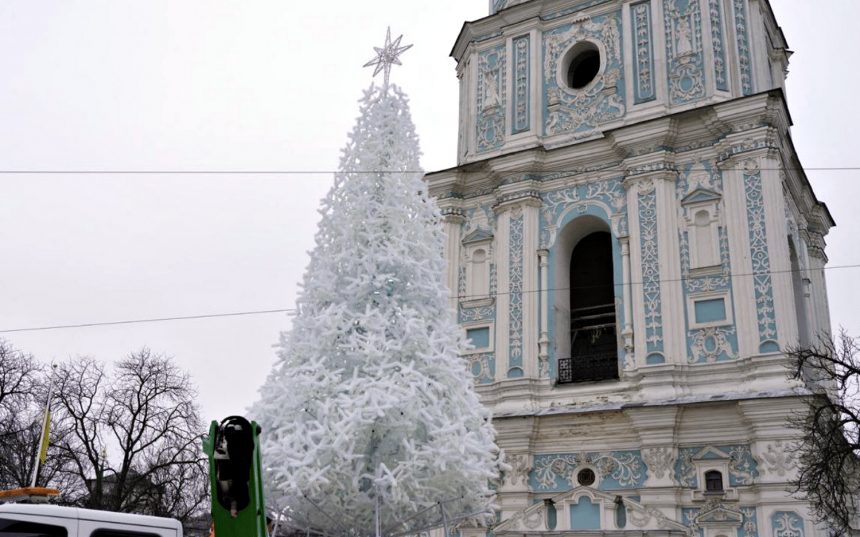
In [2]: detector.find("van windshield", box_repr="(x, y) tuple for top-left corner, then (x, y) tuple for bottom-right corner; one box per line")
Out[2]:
(0, 518), (68, 537)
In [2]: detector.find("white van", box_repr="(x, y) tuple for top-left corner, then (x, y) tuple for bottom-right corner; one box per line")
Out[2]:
(0, 504), (183, 537)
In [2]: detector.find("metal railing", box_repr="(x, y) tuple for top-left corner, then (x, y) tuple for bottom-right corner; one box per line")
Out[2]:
(557, 352), (619, 384)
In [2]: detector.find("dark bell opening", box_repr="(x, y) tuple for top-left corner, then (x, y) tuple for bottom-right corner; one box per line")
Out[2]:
(567, 48), (601, 89)
(558, 231), (619, 384)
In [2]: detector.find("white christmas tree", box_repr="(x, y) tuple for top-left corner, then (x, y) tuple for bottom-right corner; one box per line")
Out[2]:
(255, 31), (503, 537)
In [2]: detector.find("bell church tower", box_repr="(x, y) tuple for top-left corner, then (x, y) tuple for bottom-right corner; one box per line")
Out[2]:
(426, 0), (836, 535)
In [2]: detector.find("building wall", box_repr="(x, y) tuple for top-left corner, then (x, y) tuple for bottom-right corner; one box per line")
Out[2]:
(427, 0), (833, 535)
(458, 0), (790, 165)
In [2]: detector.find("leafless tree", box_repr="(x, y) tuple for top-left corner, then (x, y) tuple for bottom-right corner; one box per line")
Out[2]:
(52, 349), (209, 522)
(0, 396), (76, 491)
(0, 339), (38, 435)
(788, 331), (860, 536)
(0, 340), (50, 489)
(0, 340), (78, 491)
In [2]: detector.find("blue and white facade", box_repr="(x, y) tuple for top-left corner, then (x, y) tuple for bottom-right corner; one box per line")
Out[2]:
(426, 0), (835, 536)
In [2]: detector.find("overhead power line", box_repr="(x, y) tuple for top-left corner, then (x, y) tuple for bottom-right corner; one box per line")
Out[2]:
(452, 262), (860, 301)
(0, 309), (296, 334)
(2, 263), (859, 335)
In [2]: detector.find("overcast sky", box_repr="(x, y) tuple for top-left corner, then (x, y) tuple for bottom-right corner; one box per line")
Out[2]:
(1, 0), (858, 423)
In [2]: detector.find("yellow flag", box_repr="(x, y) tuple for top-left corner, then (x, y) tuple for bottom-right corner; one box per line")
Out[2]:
(38, 410), (50, 464)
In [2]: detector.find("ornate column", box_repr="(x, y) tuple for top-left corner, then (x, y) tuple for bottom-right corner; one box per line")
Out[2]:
(538, 249), (550, 378)
(624, 176), (646, 370)
(620, 238), (635, 365)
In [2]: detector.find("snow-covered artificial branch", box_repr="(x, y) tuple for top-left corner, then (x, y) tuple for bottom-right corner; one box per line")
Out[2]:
(255, 84), (504, 537)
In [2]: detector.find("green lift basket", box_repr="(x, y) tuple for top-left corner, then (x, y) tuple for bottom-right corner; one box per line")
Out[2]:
(202, 416), (267, 537)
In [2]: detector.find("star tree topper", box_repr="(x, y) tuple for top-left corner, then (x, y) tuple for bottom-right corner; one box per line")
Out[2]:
(363, 27), (412, 90)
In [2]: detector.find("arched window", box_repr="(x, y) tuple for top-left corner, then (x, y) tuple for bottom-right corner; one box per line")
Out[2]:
(705, 470), (724, 492)
(560, 231), (618, 383)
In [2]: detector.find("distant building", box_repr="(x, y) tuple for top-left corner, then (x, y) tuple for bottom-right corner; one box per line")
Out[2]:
(426, 0), (836, 536)
(84, 471), (164, 515)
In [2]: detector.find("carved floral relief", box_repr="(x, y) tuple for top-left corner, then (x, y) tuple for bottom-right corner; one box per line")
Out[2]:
(542, 12), (626, 138)
(663, 0), (706, 104)
(477, 46), (507, 153)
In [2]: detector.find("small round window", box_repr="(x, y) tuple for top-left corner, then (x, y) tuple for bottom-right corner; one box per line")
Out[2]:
(563, 42), (601, 90)
(577, 468), (596, 486)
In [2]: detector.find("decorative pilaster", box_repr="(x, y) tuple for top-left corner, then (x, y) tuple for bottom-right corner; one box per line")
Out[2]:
(493, 189), (541, 380)
(442, 208), (465, 312)
(625, 164), (683, 367)
(771, 512), (806, 537)
(456, 61), (471, 163)
(741, 159), (779, 352)
(507, 206), (525, 377)
(521, 202), (541, 378)
(719, 158), (758, 358)
(476, 45), (507, 153)
(740, 398), (803, 485)
(637, 182), (665, 362)
(511, 35), (531, 135)
(663, 0), (706, 105)
(707, 0), (729, 91)
(731, 0), (754, 96)
(495, 208), (511, 381)
(624, 406), (680, 488)
(636, 178), (666, 364)
(632, 1), (656, 103)
(805, 231), (832, 338)
(500, 451), (532, 494)
(760, 158), (798, 351)
(654, 173), (686, 365)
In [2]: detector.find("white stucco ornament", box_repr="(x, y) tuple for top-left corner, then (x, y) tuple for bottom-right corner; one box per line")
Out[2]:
(363, 27), (413, 89)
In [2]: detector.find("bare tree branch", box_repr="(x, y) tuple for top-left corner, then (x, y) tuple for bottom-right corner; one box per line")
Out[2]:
(51, 349), (208, 522)
(788, 330), (860, 536)
(0, 340), (77, 492)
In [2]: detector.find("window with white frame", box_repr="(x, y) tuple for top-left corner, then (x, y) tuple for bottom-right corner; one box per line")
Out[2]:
(464, 325), (493, 354)
(688, 292), (733, 329)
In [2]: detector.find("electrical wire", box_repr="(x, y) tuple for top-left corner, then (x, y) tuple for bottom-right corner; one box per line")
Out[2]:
(0, 309), (296, 334)
(1, 263), (858, 334)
